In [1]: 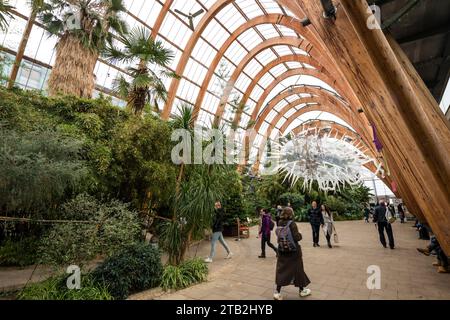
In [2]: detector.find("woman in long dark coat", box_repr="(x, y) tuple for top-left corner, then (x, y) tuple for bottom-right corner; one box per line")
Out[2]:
(274, 207), (311, 300)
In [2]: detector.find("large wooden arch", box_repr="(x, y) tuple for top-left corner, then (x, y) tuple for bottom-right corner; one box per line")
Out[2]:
(281, 0), (450, 252)
(208, 36), (318, 123)
(240, 69), (374, 146)
(228, 55), (333, 121)
(255, 85), (351, 130)
(192, 14), (326, 119)
(161, 0), (342, 120)
(252, 105), (371, 164)
(154, 0), (450, 250)
(292, 120), (373, 158)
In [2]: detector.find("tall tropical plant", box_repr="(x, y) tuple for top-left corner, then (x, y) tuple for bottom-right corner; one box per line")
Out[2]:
(105, 27), (178, 115)
(0, 0), (14, 31)
(38, 0), (128, 98)
(159, 105), (228, 265)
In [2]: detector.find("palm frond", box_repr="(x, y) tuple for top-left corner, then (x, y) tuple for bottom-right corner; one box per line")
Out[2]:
(0, 0), (14, 31)
(112, 74), (131, 99)
(171, 104), (195, 131)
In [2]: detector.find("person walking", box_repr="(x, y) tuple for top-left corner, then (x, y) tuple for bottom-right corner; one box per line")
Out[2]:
(398, 203), (406, 224)
(321, 205), (334, 248)
(373, 199), (395, 249)
(275, 205), (283, 226)
(259, 209), (278, 258)
(308, 201), (324, 247)
(205, 201), (233, 263)
(273, 207), (311, 300)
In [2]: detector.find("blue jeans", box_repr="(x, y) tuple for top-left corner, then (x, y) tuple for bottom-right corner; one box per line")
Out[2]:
(209, 232), (230, 259)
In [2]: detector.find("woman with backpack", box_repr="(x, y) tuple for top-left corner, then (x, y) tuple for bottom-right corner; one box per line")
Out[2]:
(274, 207), (311, 300)
(259, 209), (278, 258)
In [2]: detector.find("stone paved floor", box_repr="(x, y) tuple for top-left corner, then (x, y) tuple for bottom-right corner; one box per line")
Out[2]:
(152, 220), (450, 300)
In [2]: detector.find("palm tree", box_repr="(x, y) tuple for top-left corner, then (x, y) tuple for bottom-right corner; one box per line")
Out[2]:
(0, 0), (14, 31)
(38, 0), (128, 98)
(105, 27), (178, 116)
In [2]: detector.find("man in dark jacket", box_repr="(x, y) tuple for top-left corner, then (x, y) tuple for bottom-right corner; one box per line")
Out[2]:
(308, 201), (324, 247)
(205, 201), (233, 263)
(373, 200), (395, 249)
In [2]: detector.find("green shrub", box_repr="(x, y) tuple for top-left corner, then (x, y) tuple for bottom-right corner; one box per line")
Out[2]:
(17, 274), (113, 300)
(161, 265), (189, 291)
(91, 243), (163, 300)
(161, 258), (208, 291)
(38, 194), (141, 266)
(294, 207), (310, 222)
(0, 129), (89, 215)
(278, 193), (305, 209)
(324, 196), (347, 215)
(180, 258), (209, 283)
(0, 237), (39, 267)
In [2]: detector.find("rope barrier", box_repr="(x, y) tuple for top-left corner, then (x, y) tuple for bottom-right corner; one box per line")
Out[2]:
(0, 216), (92, 224)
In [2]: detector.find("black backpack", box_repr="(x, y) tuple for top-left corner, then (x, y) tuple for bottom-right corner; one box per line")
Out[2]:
(269, 220), (275, 231)
(276, 221), (297, 253)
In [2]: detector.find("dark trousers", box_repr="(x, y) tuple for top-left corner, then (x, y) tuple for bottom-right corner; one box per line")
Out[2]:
(377, 222), (395, 248)
(311, 224), (320, 245)
(430, 237), (449, 268)
(326, 232), (331, 245)
(261, 234), (277, 256)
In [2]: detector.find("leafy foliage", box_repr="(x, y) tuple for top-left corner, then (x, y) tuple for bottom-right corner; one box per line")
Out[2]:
(0, 0), (13, 30)
(0, 237), (39, 267)
(17, 274), (113, 300)
(38, 0), (128, 52)
(91, 243), (163, 300)
(38, 194), (141, 266)
(105, 27), (178, 115)
(161, 258), (208, 291)
(0, 128), (89, 215)
(106, 115), (177, 211)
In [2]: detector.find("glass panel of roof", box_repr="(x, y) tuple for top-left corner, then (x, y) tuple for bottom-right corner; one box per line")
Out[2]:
(236, 0), (265, 20)
(191, 38), (217, 66)
(224, 41), (249, 64)
(285, 108), (297, 118)
(159, 12), (192, 49)
(254, 49), (277, 65)
(215, 4), (247, 33)
(286, 62), (304, 69)
(237, 28), (264, 49)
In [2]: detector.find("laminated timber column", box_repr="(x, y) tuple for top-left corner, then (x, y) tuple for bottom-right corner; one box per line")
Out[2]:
(295, 0), (450, 252)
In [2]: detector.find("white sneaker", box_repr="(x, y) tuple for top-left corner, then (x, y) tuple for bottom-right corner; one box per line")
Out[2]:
(225, 252), (233, 259)
(273, 292), (283, 300)
(204, 257), (213, 263)
(299, 288), (312, 297)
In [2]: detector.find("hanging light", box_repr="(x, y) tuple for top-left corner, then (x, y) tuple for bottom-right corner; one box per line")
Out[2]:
(264, 127), (383, 191)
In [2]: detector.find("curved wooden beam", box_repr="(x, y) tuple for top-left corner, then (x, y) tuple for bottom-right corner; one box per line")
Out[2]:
(192, 14), (330, 121)
(151, 0), (174, 38)
(254, 85), (350, 131)
(161, 0), (336, 120)
(252, 103), (364, 162)
(242, 68), (374, 146)
(201, 36), (315, 125)
(231, 54), (335, 120)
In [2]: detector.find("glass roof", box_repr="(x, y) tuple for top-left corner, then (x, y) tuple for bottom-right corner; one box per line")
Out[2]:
(1, 0), (351, 157)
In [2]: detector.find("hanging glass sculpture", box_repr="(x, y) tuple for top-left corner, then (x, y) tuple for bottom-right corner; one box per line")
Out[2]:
(264, 126), (384, 192)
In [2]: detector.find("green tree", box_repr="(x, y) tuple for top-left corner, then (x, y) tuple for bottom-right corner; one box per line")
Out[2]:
(38, 0), (128, 98)
(0, 0), (13, 30)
